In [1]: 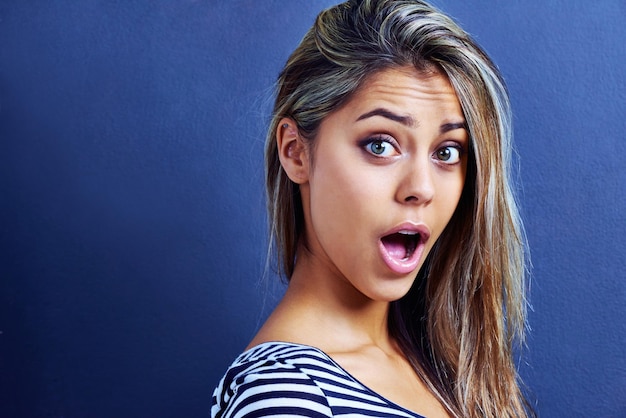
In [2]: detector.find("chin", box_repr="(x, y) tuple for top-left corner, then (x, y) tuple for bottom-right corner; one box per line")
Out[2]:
(365, 279), (415, 303)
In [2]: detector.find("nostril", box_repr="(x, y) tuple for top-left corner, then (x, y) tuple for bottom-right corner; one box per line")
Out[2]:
(404, 195), (418, 202)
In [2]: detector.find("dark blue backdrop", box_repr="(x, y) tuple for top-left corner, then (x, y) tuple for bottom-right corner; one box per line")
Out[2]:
(1, 1), (624, 417)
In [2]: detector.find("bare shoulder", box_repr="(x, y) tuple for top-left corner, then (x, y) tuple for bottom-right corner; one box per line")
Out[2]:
(246, 295), (334, 349)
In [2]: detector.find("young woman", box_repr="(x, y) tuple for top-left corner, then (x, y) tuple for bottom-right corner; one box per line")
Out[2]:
(212, 1), (533, 417)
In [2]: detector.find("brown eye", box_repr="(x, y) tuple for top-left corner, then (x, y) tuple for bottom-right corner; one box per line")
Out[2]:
(435, 146), (461, 164)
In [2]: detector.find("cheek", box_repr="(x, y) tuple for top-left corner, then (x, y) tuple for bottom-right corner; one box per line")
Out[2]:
(308, 161), (386, 242)
(433, 171), (467, 227)
(449, 173), (466, 206)
(311, 166), (366, 222)
(307, 169), (387, 278)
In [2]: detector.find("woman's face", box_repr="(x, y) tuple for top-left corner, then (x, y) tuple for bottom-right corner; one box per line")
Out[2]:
(298, 66), (468, 302)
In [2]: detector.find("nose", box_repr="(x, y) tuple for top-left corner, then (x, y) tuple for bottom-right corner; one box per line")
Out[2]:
(395, 160), (435, 205)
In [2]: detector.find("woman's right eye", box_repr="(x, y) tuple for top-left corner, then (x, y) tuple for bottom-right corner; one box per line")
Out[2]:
(364, 138), (396, 157)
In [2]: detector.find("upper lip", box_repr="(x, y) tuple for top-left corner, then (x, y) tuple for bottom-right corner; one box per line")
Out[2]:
(381, 222), (431, 244)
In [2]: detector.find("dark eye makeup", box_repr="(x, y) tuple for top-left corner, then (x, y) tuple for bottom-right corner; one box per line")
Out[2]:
(358, 135), (399, 158)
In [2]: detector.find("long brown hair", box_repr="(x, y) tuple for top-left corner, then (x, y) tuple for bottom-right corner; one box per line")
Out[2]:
(265, 1), (533, 416)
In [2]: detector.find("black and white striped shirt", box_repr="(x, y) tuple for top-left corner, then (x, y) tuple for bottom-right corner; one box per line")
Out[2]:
(211, 342), (425, 417)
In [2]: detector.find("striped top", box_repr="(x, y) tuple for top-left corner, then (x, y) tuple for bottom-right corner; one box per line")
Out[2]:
(211, 342), (425, 417)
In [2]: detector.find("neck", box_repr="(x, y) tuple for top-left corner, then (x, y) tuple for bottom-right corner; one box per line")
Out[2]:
(275, 247), (395, 353)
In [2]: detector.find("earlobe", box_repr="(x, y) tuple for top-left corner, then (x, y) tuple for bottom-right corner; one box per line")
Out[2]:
(277, 118), (309, 184)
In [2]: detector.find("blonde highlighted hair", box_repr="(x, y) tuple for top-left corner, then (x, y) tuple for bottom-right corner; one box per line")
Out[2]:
(265, 1), (533, 416)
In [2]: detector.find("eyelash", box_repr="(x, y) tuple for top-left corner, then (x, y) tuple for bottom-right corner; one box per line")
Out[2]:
(359, 135), (398, 158)
(434, 144), (464, 165)
(360, 135), (465, 165)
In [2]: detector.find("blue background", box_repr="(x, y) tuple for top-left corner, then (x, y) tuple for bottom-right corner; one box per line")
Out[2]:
(1, 1), (624, 416)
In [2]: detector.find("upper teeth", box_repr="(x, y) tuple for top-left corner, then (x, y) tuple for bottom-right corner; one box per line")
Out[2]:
(398, 230), (418, 235)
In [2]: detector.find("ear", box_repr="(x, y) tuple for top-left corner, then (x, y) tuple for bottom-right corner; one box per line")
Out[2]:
(276, 118), (309, 184)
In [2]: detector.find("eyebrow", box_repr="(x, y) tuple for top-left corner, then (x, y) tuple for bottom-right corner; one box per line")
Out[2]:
(440, 122), (467, 134)
(356, 107), (467, 134)
(356, 108), (416, 127)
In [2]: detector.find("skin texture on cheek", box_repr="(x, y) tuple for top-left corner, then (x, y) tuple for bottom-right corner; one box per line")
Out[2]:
(309, 155), (384, 280)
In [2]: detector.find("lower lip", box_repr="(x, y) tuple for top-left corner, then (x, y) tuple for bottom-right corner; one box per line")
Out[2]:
(378, 239), (425, 275)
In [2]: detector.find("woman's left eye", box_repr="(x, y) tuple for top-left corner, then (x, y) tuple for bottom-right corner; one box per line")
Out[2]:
(364, 139), (396, 157)
(434, 145), (462, 164)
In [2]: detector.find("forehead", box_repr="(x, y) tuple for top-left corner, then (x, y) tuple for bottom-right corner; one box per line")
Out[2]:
(334, 66), (464, 123)
(364, 66), (456, 101)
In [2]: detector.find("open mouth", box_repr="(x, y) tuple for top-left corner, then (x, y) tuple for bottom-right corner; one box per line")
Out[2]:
(381, 231), (419, 261)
